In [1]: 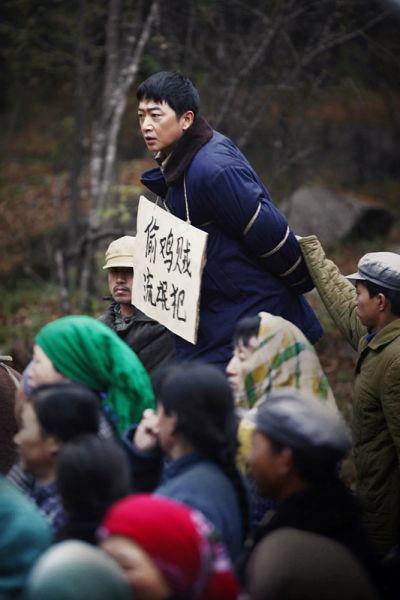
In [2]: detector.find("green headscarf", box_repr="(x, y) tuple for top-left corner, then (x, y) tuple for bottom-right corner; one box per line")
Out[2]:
(25, 540), (131, 600)
(35, 315), (154, 435)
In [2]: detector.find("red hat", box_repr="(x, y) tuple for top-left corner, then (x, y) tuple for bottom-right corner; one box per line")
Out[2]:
(99, 494), (239, 600)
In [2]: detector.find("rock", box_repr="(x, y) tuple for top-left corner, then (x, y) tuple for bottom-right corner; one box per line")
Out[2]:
(280, 186), (394, 242)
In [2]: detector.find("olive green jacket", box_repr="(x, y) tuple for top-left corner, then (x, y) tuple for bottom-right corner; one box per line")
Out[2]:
(300, 235), (400, 557)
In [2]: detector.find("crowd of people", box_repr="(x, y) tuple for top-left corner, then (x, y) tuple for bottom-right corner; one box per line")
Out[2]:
(1, 70), (400, 599)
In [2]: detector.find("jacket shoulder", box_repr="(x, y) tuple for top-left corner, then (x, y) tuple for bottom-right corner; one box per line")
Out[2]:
(190, 131), (248, 177)
(382, 334), (400, 363)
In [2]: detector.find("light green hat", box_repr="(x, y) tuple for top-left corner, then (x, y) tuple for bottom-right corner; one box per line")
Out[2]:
(25, 541), (131, 600)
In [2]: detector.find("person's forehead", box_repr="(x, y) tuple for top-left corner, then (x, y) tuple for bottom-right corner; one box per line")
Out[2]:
(138, 98), (172, 112)
(33, 344), (46, 359)
(355, 280), (368, 291)
(236, 335), (258, 350)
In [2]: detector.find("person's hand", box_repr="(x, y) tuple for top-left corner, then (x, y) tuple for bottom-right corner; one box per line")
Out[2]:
(133, 409), (160, 451)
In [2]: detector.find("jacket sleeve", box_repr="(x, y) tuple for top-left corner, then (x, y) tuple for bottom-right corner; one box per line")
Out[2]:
(299, 235), (366, 350)
(122, 426), (163, 493)
(205, 165), (314, 295)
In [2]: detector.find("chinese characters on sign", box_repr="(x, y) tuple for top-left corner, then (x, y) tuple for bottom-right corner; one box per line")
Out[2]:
(132, 196), (208, 344)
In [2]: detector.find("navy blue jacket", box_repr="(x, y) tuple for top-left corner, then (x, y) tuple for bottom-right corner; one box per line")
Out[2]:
(123, 429), (243, 561)
(141, 117), (322, 367)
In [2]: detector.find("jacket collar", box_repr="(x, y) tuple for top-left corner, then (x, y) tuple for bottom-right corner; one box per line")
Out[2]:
(361, 318), (400, 351)
(162, 115), (213, 185)
(356, 319), (400, 373)
(140, 167), (168, 198)
(104, 301), (155, 324)
(162, 451), (205, 481)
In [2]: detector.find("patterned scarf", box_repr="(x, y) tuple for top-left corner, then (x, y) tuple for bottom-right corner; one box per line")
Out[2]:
(238, 312), (335, 411)
(236, 312), (336, 470)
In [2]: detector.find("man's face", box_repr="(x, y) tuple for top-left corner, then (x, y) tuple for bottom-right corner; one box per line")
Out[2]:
(108, 267), (133, 305)
(248, 431), (290, 500)
(225, 336), (258, 403)
(138, 99), (193, 154)
(355, 281), (381, 329)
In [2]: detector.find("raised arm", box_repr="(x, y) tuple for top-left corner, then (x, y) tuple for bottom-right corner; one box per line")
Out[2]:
(122, 410), (163, 492)
(299, 235), (366, 350)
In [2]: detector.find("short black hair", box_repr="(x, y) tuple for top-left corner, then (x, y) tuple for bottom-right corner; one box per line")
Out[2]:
(57, 434), (131, 521)
(30, 383), (100, 442)
(363, 280), (400, 316)
(233, 315), (261, 347)
(137, 71), (200, 118)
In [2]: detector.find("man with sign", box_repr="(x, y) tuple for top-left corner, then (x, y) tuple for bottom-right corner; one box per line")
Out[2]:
(136, 71), (322, 368)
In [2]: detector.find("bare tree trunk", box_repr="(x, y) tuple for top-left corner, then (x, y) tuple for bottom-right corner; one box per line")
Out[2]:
(67, 0), (88, 299)
(79, 0), (159, 310)
(55, 250), (71, 314)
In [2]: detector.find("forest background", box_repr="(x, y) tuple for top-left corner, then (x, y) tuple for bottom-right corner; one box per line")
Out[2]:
(1, 0), (399, 430)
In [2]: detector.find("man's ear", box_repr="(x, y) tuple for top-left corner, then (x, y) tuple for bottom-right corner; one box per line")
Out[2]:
(377, 292), (390, 312)
(278, 447), (294, 476)
(181, 111), (195, 131)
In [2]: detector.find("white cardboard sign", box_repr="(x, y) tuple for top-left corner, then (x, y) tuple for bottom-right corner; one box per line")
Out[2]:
(132, 195), (208, 344)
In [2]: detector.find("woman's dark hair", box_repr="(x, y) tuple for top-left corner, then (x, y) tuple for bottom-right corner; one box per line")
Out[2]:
(30, 382), (100, 442)
(57, 434), (131, 521)
(156, 363), (249, 538)
(233, 315), (261, 346)
(137, 71), (200, 118)
(363, 280), (400, 316)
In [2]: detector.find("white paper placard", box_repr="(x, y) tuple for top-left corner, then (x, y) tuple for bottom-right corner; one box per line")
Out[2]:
(132, 195), (208, 344)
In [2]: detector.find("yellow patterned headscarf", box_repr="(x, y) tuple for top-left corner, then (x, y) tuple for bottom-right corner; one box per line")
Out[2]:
(236, 312), (336, 469)
(237, 312), (335, 410)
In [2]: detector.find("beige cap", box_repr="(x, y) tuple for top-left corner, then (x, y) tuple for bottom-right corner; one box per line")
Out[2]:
(103, 236), (136, 269)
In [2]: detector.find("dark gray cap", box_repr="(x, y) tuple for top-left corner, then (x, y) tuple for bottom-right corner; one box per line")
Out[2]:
(254, 389), (351, 456)
(346, 251), (400, 291)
